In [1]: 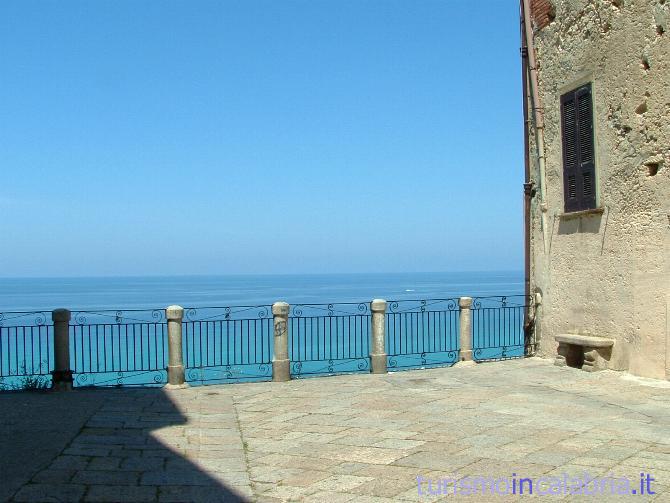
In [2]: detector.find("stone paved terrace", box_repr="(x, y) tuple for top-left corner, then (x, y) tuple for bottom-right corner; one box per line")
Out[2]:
(3, 358), (670, 502)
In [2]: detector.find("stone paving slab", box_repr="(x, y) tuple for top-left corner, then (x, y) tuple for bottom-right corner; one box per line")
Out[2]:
(0, 390), (106, 502)
(4, 358), (670, 501)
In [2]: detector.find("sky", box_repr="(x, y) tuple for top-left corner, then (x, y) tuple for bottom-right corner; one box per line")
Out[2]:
(0, 0), (523, 277)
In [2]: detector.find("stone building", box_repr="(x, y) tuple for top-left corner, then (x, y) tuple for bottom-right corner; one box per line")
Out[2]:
(523, 0), (669, 378)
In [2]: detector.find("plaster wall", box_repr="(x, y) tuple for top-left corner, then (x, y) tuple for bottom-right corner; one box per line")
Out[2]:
(529, 0), (670, 378)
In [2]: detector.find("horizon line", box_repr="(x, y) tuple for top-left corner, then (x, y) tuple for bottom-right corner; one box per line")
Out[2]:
(0, 269), (524, 281)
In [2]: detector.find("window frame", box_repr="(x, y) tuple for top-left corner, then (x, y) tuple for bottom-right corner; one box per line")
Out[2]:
(559, 82), (597, 213)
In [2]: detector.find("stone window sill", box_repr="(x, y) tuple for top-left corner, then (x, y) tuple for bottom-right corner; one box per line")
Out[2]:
(558, 207), (605, 219)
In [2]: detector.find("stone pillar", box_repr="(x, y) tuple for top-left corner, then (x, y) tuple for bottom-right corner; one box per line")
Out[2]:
(51, 309), (73, 391)
(166, 305), (186, 387)
(272, 302), (290, 382)
(458, 297), (473, 361)
(370, 299), (388, 374)
(582, 347), (607, 372)
(554, 342), (569, 367)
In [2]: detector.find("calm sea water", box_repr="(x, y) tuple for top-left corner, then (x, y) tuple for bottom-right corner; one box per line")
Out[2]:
(0, 271), (523, 312)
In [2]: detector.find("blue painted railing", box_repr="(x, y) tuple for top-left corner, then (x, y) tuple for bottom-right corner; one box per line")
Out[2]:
(183, 305), (273, 384)
(385, 299), (460, 370)
(472, 295), (530, 361)
(0, 311), (53, 389)
(69, 309), (167, 387)
(1, 294), (530, 389)
(289, 303), (370, 378)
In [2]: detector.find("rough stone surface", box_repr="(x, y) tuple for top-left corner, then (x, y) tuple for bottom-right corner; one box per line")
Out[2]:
(370, 299), (388, 374)
(4, 359), (670, 501)
(272, 302), (291, 382)
(528, 0), (670, 379)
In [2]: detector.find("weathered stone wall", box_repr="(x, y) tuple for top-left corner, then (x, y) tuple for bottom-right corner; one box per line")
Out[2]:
(531, 0), (557, 29)
(529, 0), (669, 378)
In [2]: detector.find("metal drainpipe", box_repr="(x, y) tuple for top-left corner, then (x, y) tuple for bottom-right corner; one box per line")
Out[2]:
(522, 0), (549, 254)
(520, 0), (535, 354)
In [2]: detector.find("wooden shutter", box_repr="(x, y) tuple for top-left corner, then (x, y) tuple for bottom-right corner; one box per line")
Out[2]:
(561, 83), (596, 212)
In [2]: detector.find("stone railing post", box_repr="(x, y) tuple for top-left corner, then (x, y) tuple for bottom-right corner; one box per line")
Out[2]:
(166, 305), (185, 387)
(272, 302), (290, 382)
(459, 297), (473, 361)
(370, 299), (388, 374)
(51, 308), (73, 391)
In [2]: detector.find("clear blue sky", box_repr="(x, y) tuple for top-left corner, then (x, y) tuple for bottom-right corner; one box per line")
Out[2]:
(0, 0), (522, 277)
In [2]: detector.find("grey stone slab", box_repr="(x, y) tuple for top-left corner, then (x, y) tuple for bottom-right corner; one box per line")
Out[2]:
(140, 469), (220, 486)
(31, 469), (76, 484)
(51, 455), (91, 470)
(87, 456), (122, 470)
(393, 451), (480, 472)
(0, 391), (105, 502)
(158, 485), (248, 502)
(301, 491), (357, 502)
(305, 474), (374, 493)
(119, 457), (165, 471)
(347, 477), (418, 498)
(85, 485), (158, 502)
(13, 483), (86, 502)
(63, 446), (112, 457)
(372, 438), (425, 450)
(524, 450), (580, 466)
(72, 469), (141, 485)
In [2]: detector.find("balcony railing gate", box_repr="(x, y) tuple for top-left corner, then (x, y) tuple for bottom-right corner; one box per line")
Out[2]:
(385, 299), (460, 370)
(70, 310), (168, 387)
(0, 311), (53, 390)
(471, 295), (532, 361)
(182, 305), (273, 384)
(289, 303), (371, 377)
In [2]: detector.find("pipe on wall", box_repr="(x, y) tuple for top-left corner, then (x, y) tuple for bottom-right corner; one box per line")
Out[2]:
(520, 0), (535, 353)
(521, 0), (549, 255)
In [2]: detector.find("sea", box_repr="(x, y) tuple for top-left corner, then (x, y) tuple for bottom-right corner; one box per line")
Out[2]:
(0, 271), (523, 312)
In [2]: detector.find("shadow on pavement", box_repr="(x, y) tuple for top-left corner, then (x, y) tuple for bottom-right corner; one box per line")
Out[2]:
(1, 386), (251, 502)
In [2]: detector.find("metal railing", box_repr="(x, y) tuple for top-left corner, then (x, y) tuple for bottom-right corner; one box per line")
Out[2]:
(183, 305), (272, 384)
(385, 299), (460, 370)
(1, 293), (531, 390)
(472, 295), (531, 361)
(289, 303), (370, 377)
(70, 310), (167, 387)
(0, 311), (53, 389)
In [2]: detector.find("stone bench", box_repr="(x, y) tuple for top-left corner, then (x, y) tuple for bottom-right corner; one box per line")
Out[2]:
(554, 334), (615, 372)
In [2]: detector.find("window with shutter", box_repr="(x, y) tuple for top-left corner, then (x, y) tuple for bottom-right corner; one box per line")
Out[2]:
(560, 83), (596, 212)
